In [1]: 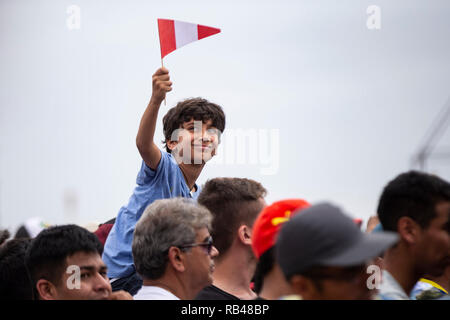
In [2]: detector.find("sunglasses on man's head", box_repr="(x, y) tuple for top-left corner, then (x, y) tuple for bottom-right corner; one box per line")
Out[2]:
(178, 236), (214, 255)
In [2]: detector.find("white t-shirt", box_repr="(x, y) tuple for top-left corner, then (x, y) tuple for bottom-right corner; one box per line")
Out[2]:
(133, 286), (180, 300)
(377, 270), (410, 300)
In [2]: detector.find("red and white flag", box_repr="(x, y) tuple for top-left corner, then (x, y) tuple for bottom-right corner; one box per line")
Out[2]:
(157, 19), (221, 59)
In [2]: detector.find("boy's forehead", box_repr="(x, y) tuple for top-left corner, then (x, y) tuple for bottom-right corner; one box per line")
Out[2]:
(182, 118), (214, 126)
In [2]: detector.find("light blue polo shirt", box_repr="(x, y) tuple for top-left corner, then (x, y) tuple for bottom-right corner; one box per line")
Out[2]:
(103, 151), (201, 279)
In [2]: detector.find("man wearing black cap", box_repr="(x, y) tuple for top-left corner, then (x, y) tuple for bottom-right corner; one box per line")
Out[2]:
(276, 202), (398, 300)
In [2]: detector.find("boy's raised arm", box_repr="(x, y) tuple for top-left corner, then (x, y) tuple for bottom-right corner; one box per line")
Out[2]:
(136, 67), (172, 170)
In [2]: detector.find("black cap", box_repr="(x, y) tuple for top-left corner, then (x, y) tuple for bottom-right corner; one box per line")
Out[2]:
(276, 202), (398, 279)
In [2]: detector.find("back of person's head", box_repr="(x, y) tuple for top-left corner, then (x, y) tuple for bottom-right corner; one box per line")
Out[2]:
(251, 199), (310, 294)
(25, 224), (103, 298)
(162, 97), (226, 153)
(132, 197), (212, 280)
(14, 217), (50, 239)
(252, 247), (275, 294)
(197, 177), (267, 258)
(0, 229), (10, 246)
(0, 238), (33, 299)
(377, 171), (450, 231)
(14, 226), (31, 239)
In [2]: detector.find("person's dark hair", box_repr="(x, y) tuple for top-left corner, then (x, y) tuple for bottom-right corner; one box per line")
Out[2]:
(14, 225), (31, 239)
(162, 97), (226, 153)
(198, 178), (267, 258)
(296, 267), (328, 293)
(0, 238), (33, 299)
(0, 229), (10, 246)
(252, 247), (275, 294)
(25, 225), (103, 292)
(377, 171), (450, 232)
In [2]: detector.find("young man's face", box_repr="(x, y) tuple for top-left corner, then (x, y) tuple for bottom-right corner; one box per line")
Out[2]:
(52, 251), (112, 300)
(417, 201), (450, 276)
(170, 118), (220, 165)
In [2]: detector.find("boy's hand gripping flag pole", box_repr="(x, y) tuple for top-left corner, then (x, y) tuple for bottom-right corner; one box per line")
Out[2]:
(157, 19), (221, 105)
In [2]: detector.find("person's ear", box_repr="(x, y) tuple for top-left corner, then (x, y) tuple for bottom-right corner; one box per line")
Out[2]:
(168, 246), (186, 272)
(397, 216), (420, 244)
(289, 275), (312, 299)
(166, 139), (178, 152)
(237, 225), (252, 246)
(36, 279), (57, 300)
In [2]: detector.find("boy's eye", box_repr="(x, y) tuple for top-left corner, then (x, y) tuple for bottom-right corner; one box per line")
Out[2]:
(207, 128), (221, 140)
(81, 273), (90, 279)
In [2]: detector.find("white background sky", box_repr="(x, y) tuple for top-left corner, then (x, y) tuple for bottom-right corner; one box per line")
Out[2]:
(1, 0), (449, 233)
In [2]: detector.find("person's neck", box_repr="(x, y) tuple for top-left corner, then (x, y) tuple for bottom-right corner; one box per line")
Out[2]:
(212, 249), (257, 300)
(259, 264), (293, 300)
(383, 246), (421, 296)
(178, 162), (204, 191)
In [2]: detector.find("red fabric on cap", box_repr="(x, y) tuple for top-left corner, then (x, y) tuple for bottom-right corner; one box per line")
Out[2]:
(353, 218), (363, 228)
(251, 199), (310, 259)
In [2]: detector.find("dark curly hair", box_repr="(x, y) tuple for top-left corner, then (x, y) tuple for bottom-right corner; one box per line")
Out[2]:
(162, 97), (225, 153)
(25, 224), (103, 291)
(377, 171), (450, 231)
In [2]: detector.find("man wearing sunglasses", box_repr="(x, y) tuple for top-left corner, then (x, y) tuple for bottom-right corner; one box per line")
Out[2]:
(132, 198), (218, 300)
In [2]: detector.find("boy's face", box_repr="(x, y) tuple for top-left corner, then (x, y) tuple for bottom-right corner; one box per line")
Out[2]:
(169, 118), (221, 165)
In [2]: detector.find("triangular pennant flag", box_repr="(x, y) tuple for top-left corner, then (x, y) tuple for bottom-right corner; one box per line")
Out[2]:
(157, 19), (221, 59)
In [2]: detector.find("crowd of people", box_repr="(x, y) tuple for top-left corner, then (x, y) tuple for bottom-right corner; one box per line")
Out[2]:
(1, 67), (449, 300)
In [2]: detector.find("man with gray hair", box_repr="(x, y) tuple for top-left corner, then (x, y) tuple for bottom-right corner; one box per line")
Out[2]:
(132, 197), (219, 300)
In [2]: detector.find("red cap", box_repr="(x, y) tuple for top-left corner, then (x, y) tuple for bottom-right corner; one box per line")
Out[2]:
(353, 218), (363, 228)
(251, 199), (310, 259)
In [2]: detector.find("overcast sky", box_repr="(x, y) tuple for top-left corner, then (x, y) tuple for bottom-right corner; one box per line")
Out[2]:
(1, 0), (449, 232)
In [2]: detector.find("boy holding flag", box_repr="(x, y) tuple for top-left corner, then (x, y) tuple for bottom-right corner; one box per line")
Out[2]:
(103, 67), (226, 295)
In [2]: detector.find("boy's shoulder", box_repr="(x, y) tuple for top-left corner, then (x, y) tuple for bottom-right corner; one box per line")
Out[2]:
(136, 150), (179, 185)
